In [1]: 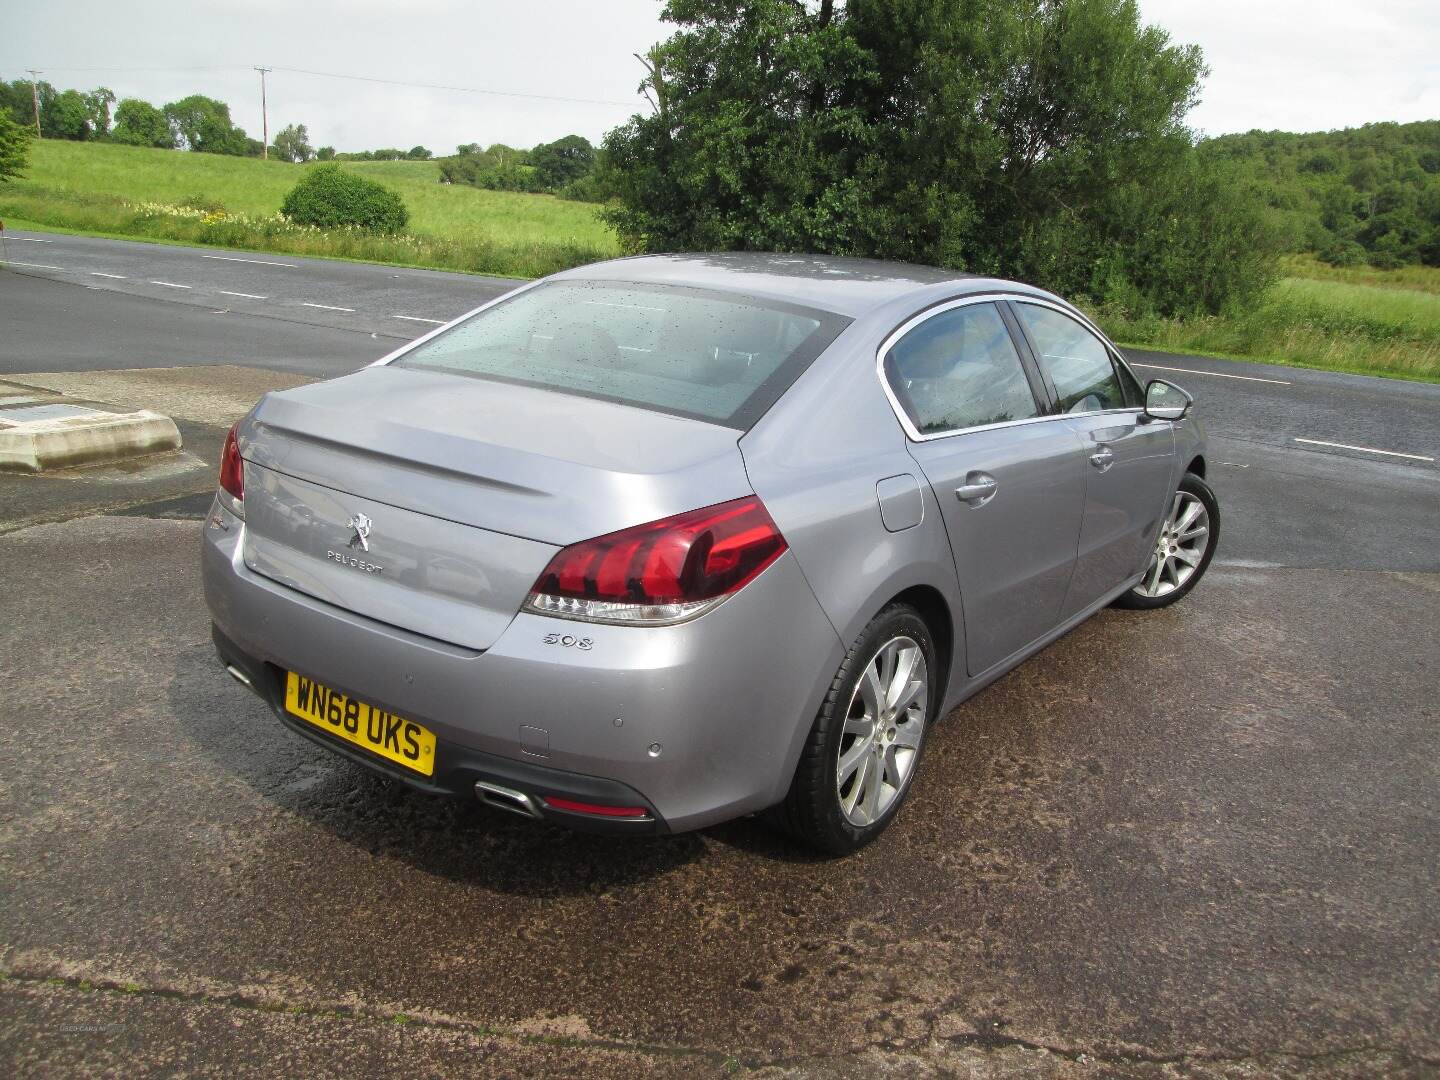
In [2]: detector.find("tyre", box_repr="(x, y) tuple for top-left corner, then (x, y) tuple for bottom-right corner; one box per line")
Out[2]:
(773, 604), (937, 855)
(1115, 471), (1220, 610)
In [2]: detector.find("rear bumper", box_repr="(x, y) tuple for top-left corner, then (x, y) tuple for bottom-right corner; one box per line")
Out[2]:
(213, 624), (666, 835)
(201, 498), (843, 834)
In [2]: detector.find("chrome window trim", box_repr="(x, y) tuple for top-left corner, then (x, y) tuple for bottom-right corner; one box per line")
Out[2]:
(1008, 297), (1149, 413)
(876, 292), (1144, 443)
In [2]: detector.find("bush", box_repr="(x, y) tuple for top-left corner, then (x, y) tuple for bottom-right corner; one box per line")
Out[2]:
(1320, 238), (1367, 267)
(178, 193), (227, 214)
(0, 111), (32, 183)
(558, 170), (618, 204)
(280, 164), (408, 233)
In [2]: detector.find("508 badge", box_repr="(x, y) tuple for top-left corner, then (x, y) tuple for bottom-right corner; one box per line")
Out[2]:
(543, 633), (593, 650)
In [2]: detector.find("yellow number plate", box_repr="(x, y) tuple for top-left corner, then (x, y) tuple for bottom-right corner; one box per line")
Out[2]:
(284, 672), (436, 777)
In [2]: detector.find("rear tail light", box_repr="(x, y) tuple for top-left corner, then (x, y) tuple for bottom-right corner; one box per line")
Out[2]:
(217, 422), (245, 517)
(525, 495), (787, 626)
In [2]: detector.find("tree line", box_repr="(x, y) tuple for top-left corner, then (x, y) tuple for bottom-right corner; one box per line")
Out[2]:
(0, 75), (599, 194)
(0, 78), (324, 163)
(1204, 121), (1440, 269)
(437, 136), (601, 198)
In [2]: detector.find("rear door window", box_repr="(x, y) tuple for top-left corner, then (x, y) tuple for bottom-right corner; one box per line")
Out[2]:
(395, 280), (849, 429)
(883, 302), (1042, 435)
(1013, 303), (1129, 414)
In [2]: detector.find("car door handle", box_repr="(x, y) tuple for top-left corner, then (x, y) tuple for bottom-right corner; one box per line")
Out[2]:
(955, 473), (998, 505)
(1089, 447), (1115, 472)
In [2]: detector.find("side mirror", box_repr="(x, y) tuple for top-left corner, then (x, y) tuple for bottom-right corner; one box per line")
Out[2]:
(1144, 379), (1192, 421)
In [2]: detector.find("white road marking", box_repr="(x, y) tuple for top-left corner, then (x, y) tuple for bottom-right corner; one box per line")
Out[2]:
(90, 272), (126, 279)
(1219, 462), (1250, 468)
(1131, 362), (1291, 386)
(149, 280), (192, 289)
(301, 302), (355, 312)
(1294, 437), (1434, 463)
(201, 254), (297, 267)
(391, 314), (447, 325)
(8, 261), (64, 269)
(220, 290), (268, 300)
(9, 236), (52, 242)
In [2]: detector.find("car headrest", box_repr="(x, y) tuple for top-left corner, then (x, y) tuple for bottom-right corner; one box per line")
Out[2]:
(549, 322), (621, 369)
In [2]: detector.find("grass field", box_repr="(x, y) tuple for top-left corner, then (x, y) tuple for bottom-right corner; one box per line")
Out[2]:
(0, 140), (620, 277)
(1103, 260), (1440, 382)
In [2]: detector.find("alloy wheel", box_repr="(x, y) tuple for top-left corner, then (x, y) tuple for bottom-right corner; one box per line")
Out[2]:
(1139, 490), (1211, 598)
(836, 635), (928, 826)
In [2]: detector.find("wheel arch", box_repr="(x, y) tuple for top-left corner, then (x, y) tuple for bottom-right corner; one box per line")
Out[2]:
(1186, 453), (1206, 477)
(882, 583), (955, 715)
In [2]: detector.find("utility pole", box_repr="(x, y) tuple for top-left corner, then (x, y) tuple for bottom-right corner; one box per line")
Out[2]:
(26, 70), (42, 137)
(254, 67), (271, 159)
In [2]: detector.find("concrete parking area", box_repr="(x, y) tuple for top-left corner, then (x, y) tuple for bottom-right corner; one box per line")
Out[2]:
(2, 254), (1437, 1077)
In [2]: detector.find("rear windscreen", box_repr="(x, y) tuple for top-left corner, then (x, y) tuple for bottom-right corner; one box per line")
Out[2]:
(393, 279), (851, 429)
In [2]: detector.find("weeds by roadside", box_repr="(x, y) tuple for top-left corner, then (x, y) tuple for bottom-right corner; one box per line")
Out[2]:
(0, 187), (611, 279)
(1095, 272), (1440, 382)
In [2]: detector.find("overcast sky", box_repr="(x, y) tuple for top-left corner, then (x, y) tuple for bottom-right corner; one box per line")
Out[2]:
(3, 1), (1436, 153)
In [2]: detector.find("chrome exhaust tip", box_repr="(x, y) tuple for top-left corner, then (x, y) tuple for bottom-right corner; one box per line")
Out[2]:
(225, 664), (255, 690)
(474, 780), (543, 820)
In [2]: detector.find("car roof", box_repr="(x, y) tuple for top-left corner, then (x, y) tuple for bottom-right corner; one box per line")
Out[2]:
(553, 252), (1047, 319)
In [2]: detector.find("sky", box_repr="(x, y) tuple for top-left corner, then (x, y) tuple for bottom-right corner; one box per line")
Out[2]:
(2, 1), (1436, 153)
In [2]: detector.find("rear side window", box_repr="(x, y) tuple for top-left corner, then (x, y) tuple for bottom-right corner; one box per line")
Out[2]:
(883, 302), (1041, 435)
(1013, 303), (1129, 413)
(394, 280), (849, 429)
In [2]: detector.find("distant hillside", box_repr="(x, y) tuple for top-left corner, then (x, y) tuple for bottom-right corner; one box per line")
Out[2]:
(1203, 120), (1440, 268)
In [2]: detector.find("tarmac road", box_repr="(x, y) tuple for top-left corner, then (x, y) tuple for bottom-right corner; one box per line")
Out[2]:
(1, 235), (1437, 1078)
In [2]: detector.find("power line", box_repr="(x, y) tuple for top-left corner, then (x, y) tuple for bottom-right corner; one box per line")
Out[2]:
(269, 65), (639, 108)
(22, 65), (249, 73)
(23, 63), (642, 109)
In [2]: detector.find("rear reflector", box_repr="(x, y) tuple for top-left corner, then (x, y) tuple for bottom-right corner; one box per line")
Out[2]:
(542, 796), (651, 819)
(525, 495), (786, 626)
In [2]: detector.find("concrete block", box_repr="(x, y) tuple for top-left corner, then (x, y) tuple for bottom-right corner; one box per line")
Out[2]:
(0, 405), (183, 472)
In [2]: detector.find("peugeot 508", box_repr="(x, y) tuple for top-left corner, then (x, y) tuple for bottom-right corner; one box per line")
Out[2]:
(203, 254), (1217, 853)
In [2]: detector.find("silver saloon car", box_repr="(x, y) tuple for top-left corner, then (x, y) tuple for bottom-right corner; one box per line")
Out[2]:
(203, 254), (1217, 853)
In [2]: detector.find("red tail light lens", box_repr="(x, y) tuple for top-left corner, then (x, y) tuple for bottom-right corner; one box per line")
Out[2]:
(526, 496), (787, 625)
(218, 422), (245, 514)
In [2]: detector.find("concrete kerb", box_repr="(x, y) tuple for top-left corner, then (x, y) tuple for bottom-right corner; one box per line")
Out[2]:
(0, 400), (183, 473)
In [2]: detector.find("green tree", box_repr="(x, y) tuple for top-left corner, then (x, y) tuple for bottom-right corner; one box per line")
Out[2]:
(43, 88), (92, 139)
(84, 87), (115, 138)
(315, 146), (336, 161)
(406, 145), (432, 160)
(0, 110), (33, 182)
(439, 143), (528, 185)
(603, 0), (1273, 315)
(0, 79), (36, 126)
(529, 134), (595, 189)
(164, 94), (248, 155)
(272, 123), (314, 163)
(112, 98), (175, 148)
